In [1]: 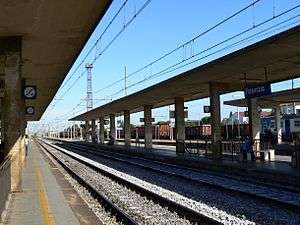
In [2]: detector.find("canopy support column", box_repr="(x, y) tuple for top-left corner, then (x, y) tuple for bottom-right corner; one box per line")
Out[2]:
(3, 50), (24, 192)
(84, 121), (89, 141)
(209, 82), (222, 158)
(275, 106), (282, 144)
(144, 105), (152, 149)
(124, 110), (131, 147)
(248, 98), (261, 152)
(91, 119), (96, 143)
(175, 97), (185, 154)
(110, 114), (116, 145)
(98, 117), (105, 144)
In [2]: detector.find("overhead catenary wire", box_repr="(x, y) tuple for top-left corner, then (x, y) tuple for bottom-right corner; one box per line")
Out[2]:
(45, 0), (152, 115)
(94, 0), (263, 94)
(49, 0), (262, 117)
(111, 18), (300, 98)
(52, 1), (300, 124)
(107, 9), (300, 98)
(91, 0), (152, 65)
(67, 0), (298, 121)
(58, 0), (130, 92)
(52, 0), (152, 106)
(45, 0), (281, 119)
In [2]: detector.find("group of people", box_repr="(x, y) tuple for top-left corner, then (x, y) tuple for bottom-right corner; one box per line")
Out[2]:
(240, 137), (256, 161)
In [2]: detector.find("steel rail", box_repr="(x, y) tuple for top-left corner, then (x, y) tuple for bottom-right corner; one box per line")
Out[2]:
(58, 140), (300, 212)
(38, 139), (222, 224)
(35, 139), (139, 225)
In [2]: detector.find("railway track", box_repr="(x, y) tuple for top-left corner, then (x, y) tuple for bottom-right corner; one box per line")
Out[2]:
(36, 139), (138, 225)
(40, 139), (300, 224)
(56, 140), (300, 193)
(36, 138), (238, 225)
(56, 140), (300, 211)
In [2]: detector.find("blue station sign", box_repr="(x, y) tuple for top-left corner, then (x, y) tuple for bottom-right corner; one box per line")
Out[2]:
(244, 83), (271, 98)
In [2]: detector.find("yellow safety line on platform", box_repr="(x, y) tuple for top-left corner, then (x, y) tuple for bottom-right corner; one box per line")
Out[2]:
(34, 158), (55, 225)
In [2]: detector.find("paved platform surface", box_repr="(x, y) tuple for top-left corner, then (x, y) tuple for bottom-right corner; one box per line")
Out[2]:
(57, 138), (300, 185)
(2, 139), (98, 225)
(62, 138), (297, 172)
(120, 142), (300, 177)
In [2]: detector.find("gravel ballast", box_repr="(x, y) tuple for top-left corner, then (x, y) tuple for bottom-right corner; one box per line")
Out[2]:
(42, 140), (255, 225)
(39, 142), (120, 225)
(41, 142), (195, 225)
(58, 141), (300, 225)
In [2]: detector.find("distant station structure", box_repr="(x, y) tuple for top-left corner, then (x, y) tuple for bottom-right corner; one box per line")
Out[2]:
(70, 26), (300, 156)
(1, 1), (300, 224)
(0, 0), (112, 211)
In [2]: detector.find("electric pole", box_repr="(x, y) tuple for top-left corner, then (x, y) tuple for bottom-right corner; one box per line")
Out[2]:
(86, 63), (93, 111)
(124, 66), (127, 96)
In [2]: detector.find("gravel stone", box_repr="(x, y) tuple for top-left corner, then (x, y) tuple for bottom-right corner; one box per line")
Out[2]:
(43, 140), (255, 225)
(58, 141), (300, 225)
(42, 142), (193, 225)
(40, 145), (120, 225)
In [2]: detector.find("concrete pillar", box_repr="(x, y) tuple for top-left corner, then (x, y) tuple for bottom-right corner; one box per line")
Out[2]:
(91, 119), (96, 143)
(248, 98), (261, 151)
(71, 125), (74, 139)
(3, 51), (24, 192)
(275, 106), (282, 144)
(144, 105), (152, 149)
(73, 124), (76, 139)
(110, 114), (116, 144)
(84, 121), (89, 141)
(209, 83), (222, 158)
(19, 88), (26, 165)
(0, 99), (3, 144)
(209, 83), (222, 143)
(175, 97), (185, 153)
(124, 110), (131, 147)
(80, 126), (83, 140)
(98, 117), (105, 144)
(135, 127), (139, 145)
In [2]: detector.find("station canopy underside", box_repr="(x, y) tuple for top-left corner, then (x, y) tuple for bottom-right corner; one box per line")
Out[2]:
(70, 25), (300, 121)
(0, 0), (112, 121)
(224, 87), (300, 108)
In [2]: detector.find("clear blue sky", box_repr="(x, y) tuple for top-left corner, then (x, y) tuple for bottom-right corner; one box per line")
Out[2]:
(29, 0), (300, 133)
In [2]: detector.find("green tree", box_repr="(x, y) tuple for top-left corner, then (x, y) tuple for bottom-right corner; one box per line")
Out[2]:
(200, 116), (211, 124)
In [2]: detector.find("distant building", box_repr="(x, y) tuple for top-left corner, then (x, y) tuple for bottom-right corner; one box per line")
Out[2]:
(260, 112), (275, 133)
(258, 103), (300, 137)
(223, 111), (274, 134)
(280, 103), (300, 115)
(223, 111), (248, 125)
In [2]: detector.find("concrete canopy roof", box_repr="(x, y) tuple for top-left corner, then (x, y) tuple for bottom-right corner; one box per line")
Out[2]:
(0, 0), (112, 121)
(70, 25), (300, 121)
(224, 88), (300, 108)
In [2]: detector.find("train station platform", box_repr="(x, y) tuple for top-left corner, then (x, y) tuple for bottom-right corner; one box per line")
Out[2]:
(58, 138), (300, 187)
(1, 139), (99, 225)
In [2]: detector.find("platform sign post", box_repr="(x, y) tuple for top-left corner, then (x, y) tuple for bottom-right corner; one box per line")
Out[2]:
(25, 106), (35, 115)
(23, 85), (37, 99)
(203, 106), (211, 113)
(244, 83), (271, 98)
(140, 118), (155, 123)
(169, 111), (175, 119)
(169, 110), (188, 118)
